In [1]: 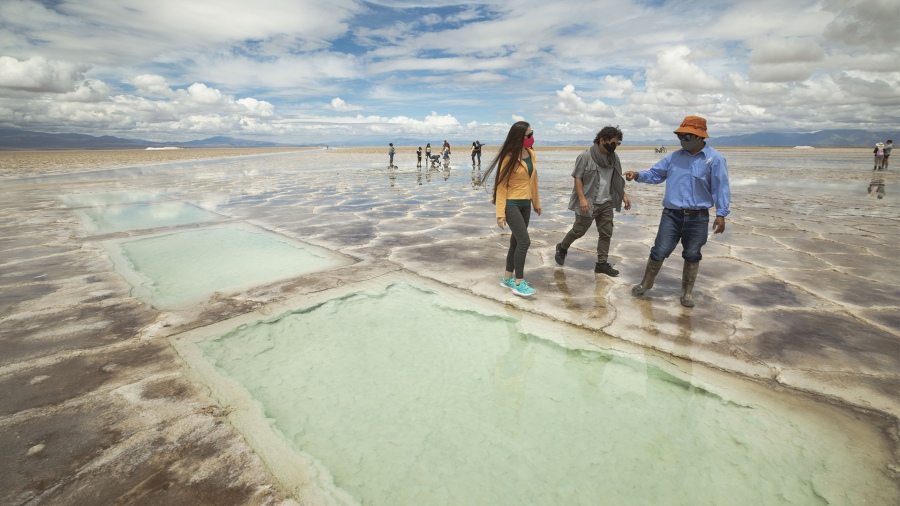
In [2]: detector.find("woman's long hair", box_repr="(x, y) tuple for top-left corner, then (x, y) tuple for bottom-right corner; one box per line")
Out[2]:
(482, 121), (530, 203)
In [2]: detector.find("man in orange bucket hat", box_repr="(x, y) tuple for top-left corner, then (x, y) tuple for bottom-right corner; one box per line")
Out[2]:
(624, 115), (731, 307)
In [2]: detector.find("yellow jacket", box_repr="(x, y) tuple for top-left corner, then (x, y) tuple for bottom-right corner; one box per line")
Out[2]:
(495, 148), (541, 218)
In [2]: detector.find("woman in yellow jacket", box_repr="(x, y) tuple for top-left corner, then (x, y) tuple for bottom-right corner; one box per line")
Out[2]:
(487, 121), (541, 297)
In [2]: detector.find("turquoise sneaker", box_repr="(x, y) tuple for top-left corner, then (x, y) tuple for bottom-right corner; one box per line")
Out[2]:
(511, 280), (536, 297)
(500, 275), (516, 289)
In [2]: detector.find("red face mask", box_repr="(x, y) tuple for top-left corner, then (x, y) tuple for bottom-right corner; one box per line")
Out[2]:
(523, 133), (535, 149)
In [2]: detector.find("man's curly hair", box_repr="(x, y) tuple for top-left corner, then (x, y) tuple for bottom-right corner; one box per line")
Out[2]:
(594, 126), (623, 145)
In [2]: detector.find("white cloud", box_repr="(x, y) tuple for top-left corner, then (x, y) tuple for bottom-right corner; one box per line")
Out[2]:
(132, 75), (175, 98)
(1, 0), (898, 143)
(750, 37), (825, 65)
(61, 79), (111, 102)
(749, 63), (818, 83)
(646, 46), (723, 93)
(553, 85), (614, 122)
(748, 36), (826, 82)
(31, 0), (359, 62)
(0, 56), (91, 93)
(596, 76), (635, 99)
(327, 97), (363, 112)
(822, 0), (900, 51)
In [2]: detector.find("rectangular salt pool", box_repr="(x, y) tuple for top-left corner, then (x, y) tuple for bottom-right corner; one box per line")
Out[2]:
(60, 190), (165, 206)
(76, 201), (221, 234)
(174, 276), (896, 506)
(104, 223), (352, 308)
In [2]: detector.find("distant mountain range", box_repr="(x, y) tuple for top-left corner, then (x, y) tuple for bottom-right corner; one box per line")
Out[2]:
(0, 127), (305, 150)
(699, 129), (897, 147)
(0, 126), (896, 149)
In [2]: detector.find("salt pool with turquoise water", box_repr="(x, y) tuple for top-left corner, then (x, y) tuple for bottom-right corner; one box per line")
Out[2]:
(183, 280), (895, 506)
(104, 223), (351, 308)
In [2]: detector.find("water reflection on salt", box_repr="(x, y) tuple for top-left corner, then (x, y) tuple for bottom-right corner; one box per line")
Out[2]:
(104, 224), (350, 308)
(198, 282), (890, 506)
(78, 201), (220, 233)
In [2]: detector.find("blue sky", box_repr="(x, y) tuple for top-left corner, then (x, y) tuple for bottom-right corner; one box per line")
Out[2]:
(0, 0), (897, 145)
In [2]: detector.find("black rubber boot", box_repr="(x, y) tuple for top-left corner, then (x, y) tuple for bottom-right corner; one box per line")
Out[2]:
(632, 258), (664, 296)
(680, 261), (700, 307)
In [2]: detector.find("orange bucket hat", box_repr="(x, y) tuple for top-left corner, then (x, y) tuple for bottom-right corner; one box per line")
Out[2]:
(674, 115), (709, 138)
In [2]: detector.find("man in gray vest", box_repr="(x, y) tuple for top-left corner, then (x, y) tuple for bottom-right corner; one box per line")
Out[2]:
(554, 126), (631, 276)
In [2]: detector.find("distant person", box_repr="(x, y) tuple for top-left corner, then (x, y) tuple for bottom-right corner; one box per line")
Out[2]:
(471, 141), (483, 167)
(425, 143), (432, 161)
(883, 140), (892, 169)
(442, 146), (450, 167)
(484, 121), (541, 297)
(624, 115), (731, 307)
(388, 143), (396, 168)
(443, 140), (451, 155)
(554, 126), (631, 276)
(416, 146), (423, 168)
(873, 142), (885, 170)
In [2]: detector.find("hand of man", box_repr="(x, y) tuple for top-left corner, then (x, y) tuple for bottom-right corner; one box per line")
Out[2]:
(497, 217), (506, 229)
(579, 197), (590, 214)
(712, 216), (725, 234)
(535, 207), (542, 216)
(623, 194), (632, 210)
(624, 171), (639, 181)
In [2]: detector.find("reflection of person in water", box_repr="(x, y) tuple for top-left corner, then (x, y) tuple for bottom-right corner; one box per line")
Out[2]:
(868, 176), (885, 199)
(471, 167), (483, 188)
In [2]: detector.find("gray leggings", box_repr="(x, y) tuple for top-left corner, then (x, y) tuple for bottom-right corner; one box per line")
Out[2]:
(505, 204), (531, 279)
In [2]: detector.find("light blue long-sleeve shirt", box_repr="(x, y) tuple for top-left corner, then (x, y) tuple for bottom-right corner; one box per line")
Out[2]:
(636, 144), (731, 217)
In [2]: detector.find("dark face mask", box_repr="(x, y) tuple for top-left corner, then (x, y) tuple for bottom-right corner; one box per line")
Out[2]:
(680, 137), (702, 151)
(602, 142), (617, 153)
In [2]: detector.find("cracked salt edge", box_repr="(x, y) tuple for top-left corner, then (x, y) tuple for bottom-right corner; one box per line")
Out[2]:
(167, 272), (897, 504)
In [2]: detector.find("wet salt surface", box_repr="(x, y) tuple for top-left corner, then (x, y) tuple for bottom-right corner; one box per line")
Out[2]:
(2, 147), (898, 504)
(103, 223), (352, 308)
(190, 281), (895, 505)
(77, 201), (221, 234)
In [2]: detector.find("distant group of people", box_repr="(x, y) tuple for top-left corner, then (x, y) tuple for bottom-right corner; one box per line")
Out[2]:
(390, 140), (485, 169)
(873, 140), (892, 170)
(485, 115), (731, 307)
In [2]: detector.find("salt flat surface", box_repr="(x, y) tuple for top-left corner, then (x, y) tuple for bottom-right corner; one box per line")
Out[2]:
(1, 146), (897, 504)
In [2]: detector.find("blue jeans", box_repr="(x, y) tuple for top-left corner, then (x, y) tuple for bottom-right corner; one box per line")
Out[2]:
(649, 209), (709, 263)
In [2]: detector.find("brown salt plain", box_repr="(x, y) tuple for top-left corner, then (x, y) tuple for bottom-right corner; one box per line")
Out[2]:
(0, 146), (898, 504)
